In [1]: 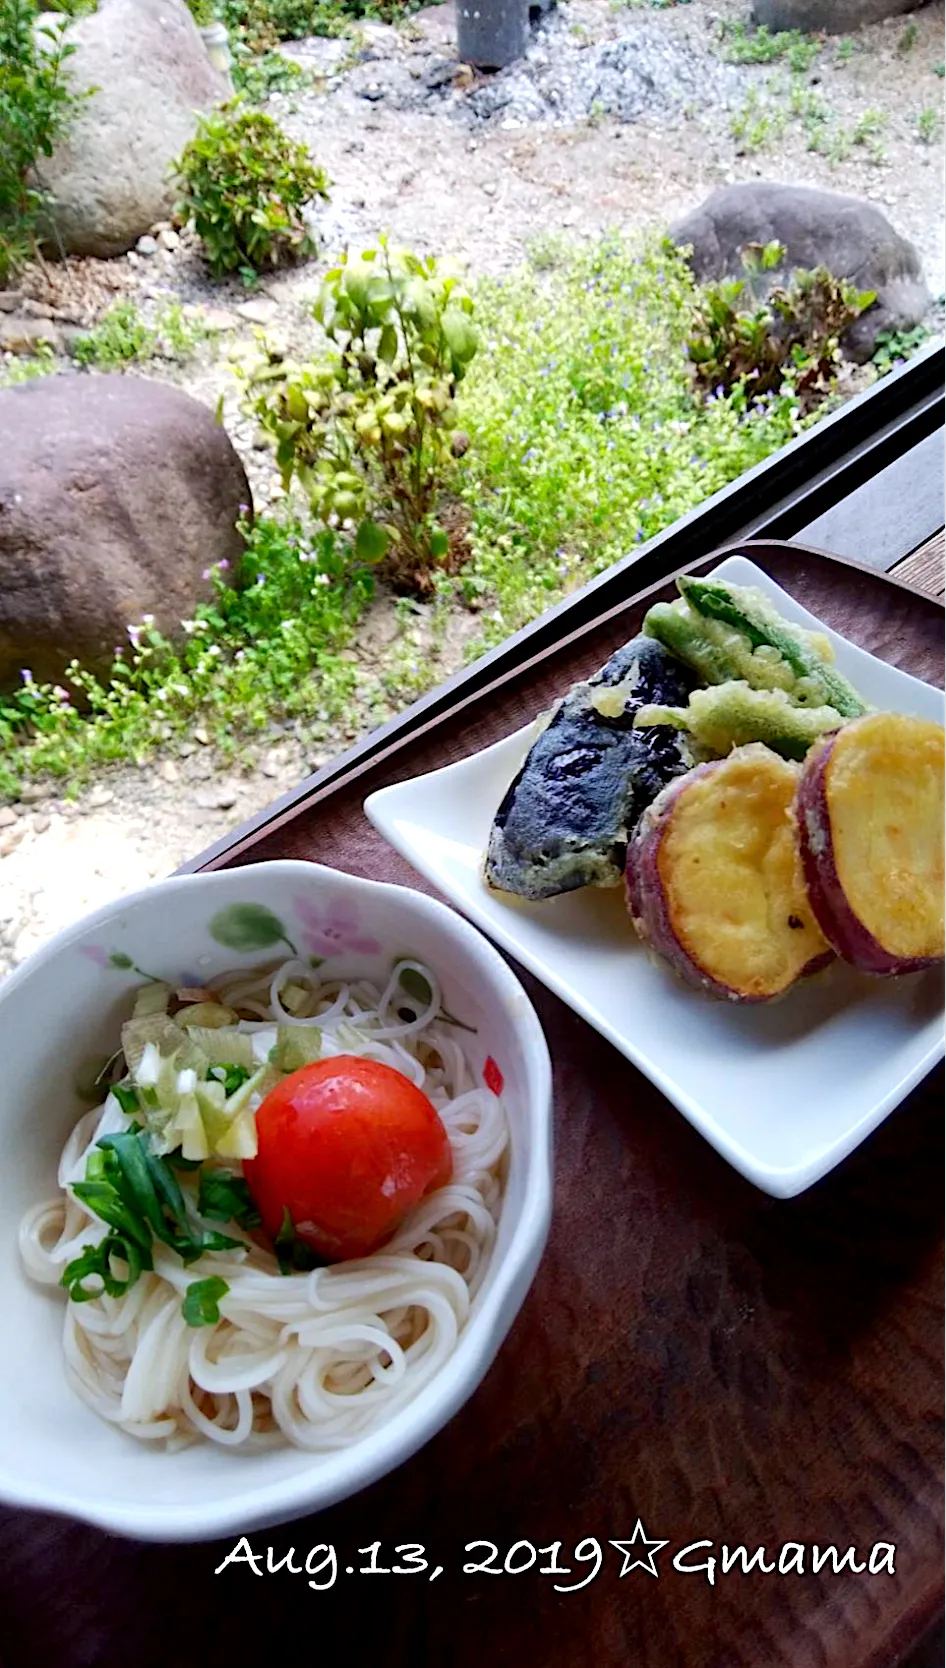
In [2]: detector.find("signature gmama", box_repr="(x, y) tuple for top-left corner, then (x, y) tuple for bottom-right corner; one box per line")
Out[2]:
(671, 1540), (896, 1586)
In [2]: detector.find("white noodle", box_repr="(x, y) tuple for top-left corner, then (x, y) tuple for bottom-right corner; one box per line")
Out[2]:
(19, 959), (508, 1454)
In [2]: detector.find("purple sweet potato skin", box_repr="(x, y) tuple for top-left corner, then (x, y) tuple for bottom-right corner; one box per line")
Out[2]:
(796, 734), (941, 977)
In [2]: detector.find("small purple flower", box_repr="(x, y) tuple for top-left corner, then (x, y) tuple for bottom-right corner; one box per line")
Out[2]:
(293, 895), (381, 958)
(201, 567), (213, 581)
(20, 669), (33, 686)
(127, 624), (142, 649)
(239, 502), (249, 515)
(80, 943), (110, 969)
(218, 558), (230, 571)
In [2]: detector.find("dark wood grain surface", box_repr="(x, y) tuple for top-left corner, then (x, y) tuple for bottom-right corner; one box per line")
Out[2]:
(1, 544), (942, 1668)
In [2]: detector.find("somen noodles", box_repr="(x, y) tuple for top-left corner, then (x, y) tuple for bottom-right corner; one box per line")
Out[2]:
(19, 958), (508, 1452)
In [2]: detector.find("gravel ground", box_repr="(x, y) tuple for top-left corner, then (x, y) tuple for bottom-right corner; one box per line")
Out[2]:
(1, 0), (943, 978)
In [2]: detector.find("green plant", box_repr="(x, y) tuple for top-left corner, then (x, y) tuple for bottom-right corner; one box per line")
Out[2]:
(834, 37), (854, 63)
(72, 299), (208, 368)
(252, 242), (479, 589)
(916, 106), (942, 144)
(729, 87), (787, 150)
(935, 62), (945, 77)
(897, 19), (918, 51)
(217, 0), (422, 47)
(871, 324), (931, 375)
(173, 101), (328, 279)
(185, 0), (215, 22)
(0, 0), (86, 280)
(0, 338), (57, 384)
(720, 21), (819, 68)
(231, 43), (308, 102)
(686, 242), (875, 412)
(0, 512), (374, 795)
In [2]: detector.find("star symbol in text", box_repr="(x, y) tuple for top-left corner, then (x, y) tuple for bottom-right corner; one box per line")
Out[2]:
(610, 1520), (669, 1578)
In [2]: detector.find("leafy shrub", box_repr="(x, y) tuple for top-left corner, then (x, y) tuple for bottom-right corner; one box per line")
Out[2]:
(0, 0), (85, 281)
(218, 0), (419, 47)
(252, 243), (478, 588)
(72, 300), (208, 368)
(453, 234), (850, 647)
(174, 102), (328, 279)
(185, 0), (215, 23)
(0, 514), (374, 794)
(686, 241), (875, 412)
(231, 43), (307, 102)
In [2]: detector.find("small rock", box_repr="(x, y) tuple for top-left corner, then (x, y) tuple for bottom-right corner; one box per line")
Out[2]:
(177, 741), (196, 757)
(482, 180), (497, 197)
(0, 825), (25, 858)
(361, 82), (385, 101)
(236, 298), (279, 326)
(194, 782), (238, 811)
(422, 56), (457, 90)
(88, 785), (115, 808)
(0, 315), (63, 356)
(158, 759), (179, 783)
(194, 726), (211, 746)
(0, 806), (16, 827)
(33, 814), (51, 834)
(0, 290), (23, 313)
(260, 753), (281, 779)
(19, 783), (46, 803)
(136, 234), (159, 256)
(157, 227), (180, 252)
(200, 307), (238, 333)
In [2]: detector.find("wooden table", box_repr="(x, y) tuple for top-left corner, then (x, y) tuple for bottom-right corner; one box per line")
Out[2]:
(890, 531), (946, 602)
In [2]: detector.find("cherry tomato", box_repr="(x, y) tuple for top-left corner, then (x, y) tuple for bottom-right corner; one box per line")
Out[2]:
(244, 1055), (453, 1264)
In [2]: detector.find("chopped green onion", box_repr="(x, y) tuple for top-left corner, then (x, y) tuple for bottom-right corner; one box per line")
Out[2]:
(111, 1084), (140, 1116)
(210, 1063), (253, 1098)
(62, 1234), (151, 1301)
(198, 1170), (262, 1228)
(182, 1276), (229, 1327)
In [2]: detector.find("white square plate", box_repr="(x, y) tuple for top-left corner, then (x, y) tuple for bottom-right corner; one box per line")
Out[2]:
(365, 556), (945, 1198)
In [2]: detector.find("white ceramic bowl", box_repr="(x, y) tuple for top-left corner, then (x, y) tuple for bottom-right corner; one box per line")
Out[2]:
(0, 861), (553, 1541)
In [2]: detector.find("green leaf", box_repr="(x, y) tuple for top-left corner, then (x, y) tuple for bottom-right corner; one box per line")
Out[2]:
(441, 307), (478, 364)
(109, 951), (134, 969)
(111, 1084), (140, 1116)
(198, 1170), (262, 1228)
(354, 520), (390, 564)
(378, 323), (398, 363)
(182, 1276), (229, 1327)
(209, 903), (290, 952)
(429, 527), (449, 560)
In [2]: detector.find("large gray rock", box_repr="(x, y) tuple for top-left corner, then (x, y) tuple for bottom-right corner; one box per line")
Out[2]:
(670, 182), (931, 362)
(752, 0), (915, 32)
(0, 376), (250, 692)
(34, 0), (227, 258)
